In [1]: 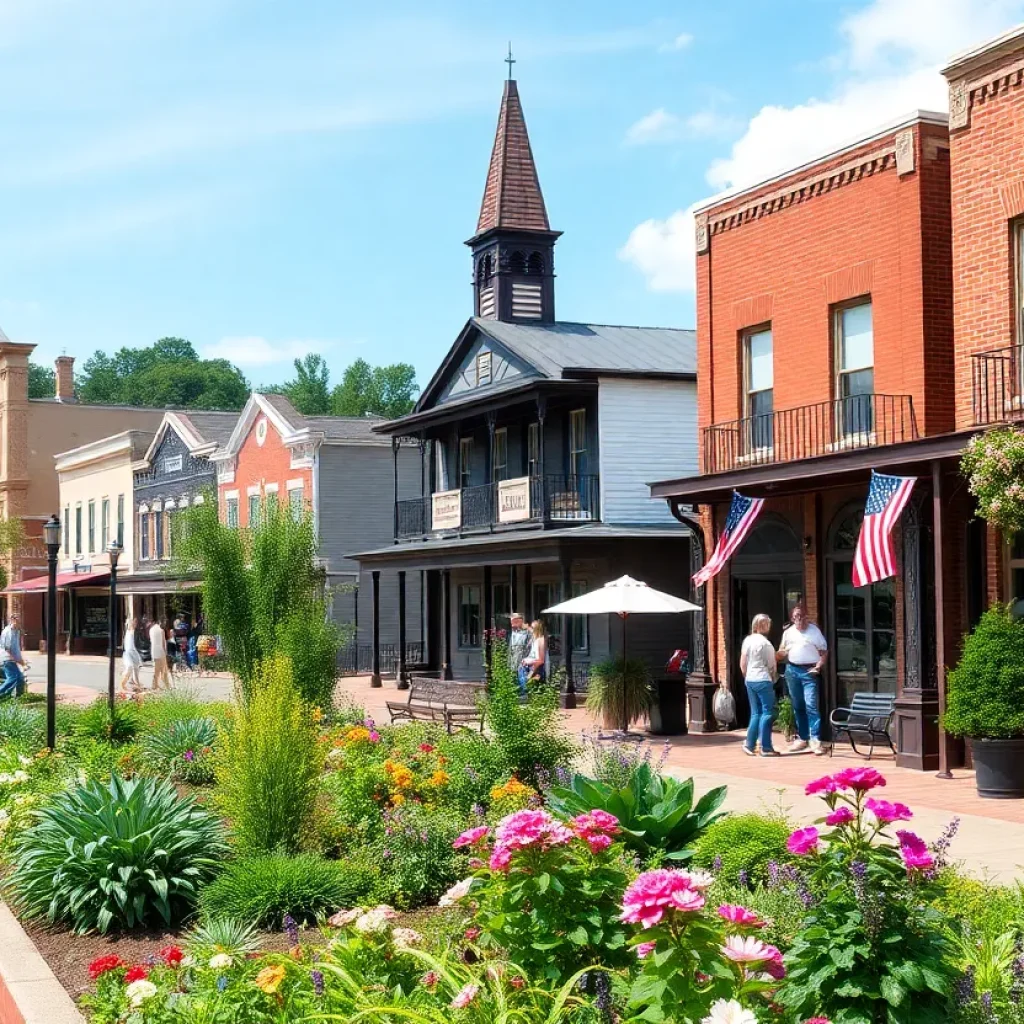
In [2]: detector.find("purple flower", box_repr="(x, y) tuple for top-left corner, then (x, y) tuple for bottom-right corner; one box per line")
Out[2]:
(183, 749), (195, 762)
(284, 914), (299, 945)
(713, 855), (723, 872)
(766, 860), (780, 887)
(851, 860), (867, 880)
(311, 969), (324, 997)
(472, 803), (486, 819)
(738, 869), (749, 887)
(383, 848), (393, 859)
(217, 975), (228, 992)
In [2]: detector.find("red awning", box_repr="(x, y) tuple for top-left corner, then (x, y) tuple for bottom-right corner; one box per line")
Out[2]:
(4, 570), (110, 593)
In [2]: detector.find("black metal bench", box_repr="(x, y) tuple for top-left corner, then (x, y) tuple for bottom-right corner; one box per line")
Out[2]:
(386, 680), (486, 734)
(829, 692), (896, 758)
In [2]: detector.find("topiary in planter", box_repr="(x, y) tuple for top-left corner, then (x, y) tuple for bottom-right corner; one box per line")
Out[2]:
(944, 605), (1024, 740)
(585, 657), (653, 731)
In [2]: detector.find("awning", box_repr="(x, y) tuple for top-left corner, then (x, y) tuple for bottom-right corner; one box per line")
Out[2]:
(115, 578), (202, 596)
(5, 569), (110, 593)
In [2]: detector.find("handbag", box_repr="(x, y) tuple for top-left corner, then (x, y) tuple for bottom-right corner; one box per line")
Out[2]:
(713, 684), (737, 727)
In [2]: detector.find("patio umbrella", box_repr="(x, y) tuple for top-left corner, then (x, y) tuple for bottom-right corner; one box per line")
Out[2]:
(544, 575), (699, 734)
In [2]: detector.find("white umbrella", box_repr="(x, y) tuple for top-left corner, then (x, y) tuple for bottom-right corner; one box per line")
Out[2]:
(544, 575), (699, 733)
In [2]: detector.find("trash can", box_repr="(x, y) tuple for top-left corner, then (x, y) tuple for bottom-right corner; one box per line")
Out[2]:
(648, 675), (688, 735)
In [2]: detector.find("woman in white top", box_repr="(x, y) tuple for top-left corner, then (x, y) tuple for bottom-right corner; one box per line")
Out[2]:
(119, 617), (142, 693)
(521, 620), (550, 685)
(739, 613), (779, 757)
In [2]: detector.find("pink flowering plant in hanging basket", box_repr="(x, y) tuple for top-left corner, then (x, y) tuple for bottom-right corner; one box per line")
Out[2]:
(449, 808), (632, 983)
(776, 768), (954, 1024)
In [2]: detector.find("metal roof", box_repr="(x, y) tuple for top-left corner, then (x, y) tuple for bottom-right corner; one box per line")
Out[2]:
(302, 414), (389, 444)
(473, 319), (697, 377)
(174, 411), (239, 448)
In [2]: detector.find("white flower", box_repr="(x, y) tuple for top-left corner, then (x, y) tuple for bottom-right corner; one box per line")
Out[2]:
(439, 877), (474, 907)
(208, 953), (232, 970)
(12, 771), (28, 784)
(354, 908), (392, 934)
(391, 927), (422, 949)
(328, 908), (363, 928)
(17, 755), (31, 767)
(126, 979), (158, 1007)
(679, 868), (716, 891)
(0, 809), (8, 822)
(702, 999), (757, 1024)
(76, 770), (88, 787)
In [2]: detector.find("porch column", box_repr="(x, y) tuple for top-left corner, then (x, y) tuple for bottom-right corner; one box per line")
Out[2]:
(536, 396), (547, 521)
(483, 565), (493, 678)
(560, 553), (575, 709)
(524, 565), (533, 620)
(419, 437), (428, 539)
(370, 570), (382, 688)
(392, 438), (400, 541)
(934, 461), (954, 778)
(397, 570), (409, 690)
(442, 569), (453, 680)
(510, 565), (518, 615)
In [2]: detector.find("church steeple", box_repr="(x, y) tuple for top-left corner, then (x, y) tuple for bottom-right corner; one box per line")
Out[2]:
(468, 69), (560, 323)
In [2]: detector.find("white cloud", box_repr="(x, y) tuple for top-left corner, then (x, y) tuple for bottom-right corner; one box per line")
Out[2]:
(622, 0), (1024, 292)
(659, 32), (693, 53)
(201, 336), (336, 368)
(625, 107), (739, 146)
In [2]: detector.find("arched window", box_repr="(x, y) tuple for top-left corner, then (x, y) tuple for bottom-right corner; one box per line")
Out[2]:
(827, 503), (896, 704)
(509, 250), (527, 274)
(527, 251), (545, 275)
(477, 253), (492, 284)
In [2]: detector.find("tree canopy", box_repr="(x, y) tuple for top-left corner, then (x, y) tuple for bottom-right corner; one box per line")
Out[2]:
(76, 337), (249, 410)
(28, 362), (55, 399)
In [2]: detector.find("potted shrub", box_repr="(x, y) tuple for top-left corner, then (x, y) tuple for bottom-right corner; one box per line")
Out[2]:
(585, 657), (653, 732)
(944, 604), (1024, 798)
(775, 695), (797, 743)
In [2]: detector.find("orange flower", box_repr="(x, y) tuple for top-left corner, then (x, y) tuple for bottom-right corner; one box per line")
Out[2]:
(429, 770), (450, 786)
(254, 964), (287, 994)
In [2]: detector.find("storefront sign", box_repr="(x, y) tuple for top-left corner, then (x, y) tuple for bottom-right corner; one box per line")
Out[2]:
(498, 476), (531, 523)
(432, 489), (462, 531)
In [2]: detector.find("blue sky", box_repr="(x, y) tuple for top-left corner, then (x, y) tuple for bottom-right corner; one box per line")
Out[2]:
(2, 0), (1022, 391)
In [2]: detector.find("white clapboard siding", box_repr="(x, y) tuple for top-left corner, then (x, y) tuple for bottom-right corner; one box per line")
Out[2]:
(597, 378), (698, 524)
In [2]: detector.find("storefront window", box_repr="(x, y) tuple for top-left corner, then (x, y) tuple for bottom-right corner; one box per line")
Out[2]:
(1010, 532), (1024, 619)
(75, 595), (109, 639)
(492, 582), (511, 633)
(458, 585), (481, 648)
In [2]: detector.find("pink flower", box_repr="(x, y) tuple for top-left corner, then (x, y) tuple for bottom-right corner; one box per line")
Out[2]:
(722, 935), (784, 967)
(621, 869), (705, 928)
(489, 845), (513, 872)
(804, 1019), (832, 1023)
(636, 941), (657, 959)
(495, 809), (572, 851)
(464, 926), (481, 942)
(450, 983), (479, 1009)
(896, 830), (934, 872)
(825, 807), (855, 827)
(583, 833), (613, 854)
(805, 775), (840, 796)
(718, 905), (765, 928)
(864, 798), (912, 824)
(833, 767), (886, 792)
(420, 971), (440, 990)
(454, 826), (490, 849)
(572, 809), (619, 834)
(368, 731), (381, 743)
(787, 826), (821, 857)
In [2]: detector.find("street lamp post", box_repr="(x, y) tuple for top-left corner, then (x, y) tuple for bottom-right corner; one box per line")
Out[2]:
(107, 540), (123, 717)
(42, 514), (61, 750)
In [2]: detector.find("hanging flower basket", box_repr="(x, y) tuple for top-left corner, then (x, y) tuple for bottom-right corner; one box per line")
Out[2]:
(961, 427), (1024, 535)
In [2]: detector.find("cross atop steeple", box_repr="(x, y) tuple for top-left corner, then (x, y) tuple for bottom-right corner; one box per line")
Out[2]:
(505, 42), (515, 81)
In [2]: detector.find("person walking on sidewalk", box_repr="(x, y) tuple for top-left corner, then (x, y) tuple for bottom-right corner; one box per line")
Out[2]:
(148, 617), (171, 690)
(0, 612), (27, 699)
(740, 614), (779, 757)
(119, 617), (143, 693)
(508, 612), (531, 694)
(778, 603), (828, 755)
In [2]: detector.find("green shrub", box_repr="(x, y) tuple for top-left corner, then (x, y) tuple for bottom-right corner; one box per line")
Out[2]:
(137, 689), (230, 735)
(71, 697), (139, 745)
(932, 869), (1024, 940)
(692, 811), (792, 884)
(945, 604), (1024, 738)
(0, 702), (43, 746)
(199, 853), (374, 927)
(183, 916), (261, 961)
(214, 654), (321, 853)
(73, 739), (142, 783)
(546, 762), (726, 864)
(775, 696), (796, 740)
(142, 717), (218, 784)
(585, 657), (653, 730)
(7, 774), (226, 933)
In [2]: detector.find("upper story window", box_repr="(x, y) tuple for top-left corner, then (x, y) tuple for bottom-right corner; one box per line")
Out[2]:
(835, 300), (874, 438)
(226, 497), (239, 529)
(163, 454), (183, 474)
(117, 495), (124, 546)
(569, 410), (587, 479)
(101, 498), (109, 551)
(140, 512), (150, 560)
(75, 504), (83, 556)
(492, 427), (508, 482)
(527, 422), (540, 477)
(63, 506), (69, 556)
(476, 351), (492, 387)
(154, 510), (164, 559)
(288, 485), (304, 521)
(743, 326), (774, 452)
(248, 493), (260, 524)
(87, 500), (96, 554)
(459, 437), (474, 490)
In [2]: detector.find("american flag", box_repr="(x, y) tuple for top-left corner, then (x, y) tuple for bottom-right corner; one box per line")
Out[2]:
(852, 471), (916, 588)
(693, 491), (764, 587)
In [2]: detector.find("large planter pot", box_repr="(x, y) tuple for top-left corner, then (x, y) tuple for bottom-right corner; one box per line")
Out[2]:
(648, 676), (688, 736)
(969, 737), (1024, 798)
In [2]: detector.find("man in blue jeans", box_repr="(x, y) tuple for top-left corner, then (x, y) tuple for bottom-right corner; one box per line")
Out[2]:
(0, 612), (27, 699)
(778, 603), (828, 755)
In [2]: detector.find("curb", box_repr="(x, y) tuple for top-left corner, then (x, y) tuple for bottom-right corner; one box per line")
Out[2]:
(0, 904), (85, 1024)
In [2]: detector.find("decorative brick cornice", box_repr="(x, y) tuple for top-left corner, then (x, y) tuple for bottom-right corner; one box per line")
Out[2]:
(947, 56), (1024, 132)
(706, 145), (896, 242)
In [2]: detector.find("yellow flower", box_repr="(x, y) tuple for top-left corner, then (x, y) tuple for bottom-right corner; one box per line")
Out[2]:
(429, 769), (450, 787)
(391, 793), (406, 806)
(345, 726), (370, 744)
(254, 964), (287, 995)
(311, 707), (323, 724)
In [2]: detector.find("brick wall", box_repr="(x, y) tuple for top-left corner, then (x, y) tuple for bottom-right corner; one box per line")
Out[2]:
(696, 119), (953, 465)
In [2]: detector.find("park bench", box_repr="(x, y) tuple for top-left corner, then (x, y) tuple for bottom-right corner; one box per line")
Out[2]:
(386, 680), (486, 734)
(829, 692), (897, 759)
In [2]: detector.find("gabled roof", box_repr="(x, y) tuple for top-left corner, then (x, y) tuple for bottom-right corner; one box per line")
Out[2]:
(139, 410), (240, 467)
(475, 80), (551, 236)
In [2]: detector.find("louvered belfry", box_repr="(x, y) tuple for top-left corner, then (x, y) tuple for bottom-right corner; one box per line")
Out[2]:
(468, 78), (561, 324)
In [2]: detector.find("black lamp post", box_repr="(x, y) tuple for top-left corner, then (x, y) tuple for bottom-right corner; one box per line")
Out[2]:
(43, 514), (61, 750)
(107, 540), (123, 716)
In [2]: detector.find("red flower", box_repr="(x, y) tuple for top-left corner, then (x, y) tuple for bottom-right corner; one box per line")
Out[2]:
(88, 955), (124, 980)
(159, 945), (184, 967)
(464, 926), (481, 942)
(509, 976), (525, 989)
(124, 965), (149, 984)
(418, 743), (435, 753)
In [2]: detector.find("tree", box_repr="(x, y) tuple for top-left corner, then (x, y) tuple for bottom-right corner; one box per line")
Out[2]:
(274, 354), (331, 415)
(28, 362), (55, 399)
(331, 358), (418, 419)
(76, 337), (248, 410)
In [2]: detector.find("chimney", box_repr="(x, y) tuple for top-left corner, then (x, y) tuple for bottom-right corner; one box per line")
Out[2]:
(54, 356), (76, 403)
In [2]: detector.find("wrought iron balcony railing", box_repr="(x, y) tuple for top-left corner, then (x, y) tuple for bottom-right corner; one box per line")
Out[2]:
(972, 343), (1024, 427)
(703, 394), (919, 474)
(394, 474), (600, 539)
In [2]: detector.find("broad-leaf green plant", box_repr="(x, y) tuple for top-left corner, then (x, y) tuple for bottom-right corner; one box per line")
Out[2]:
(546, 761), (727, 863)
